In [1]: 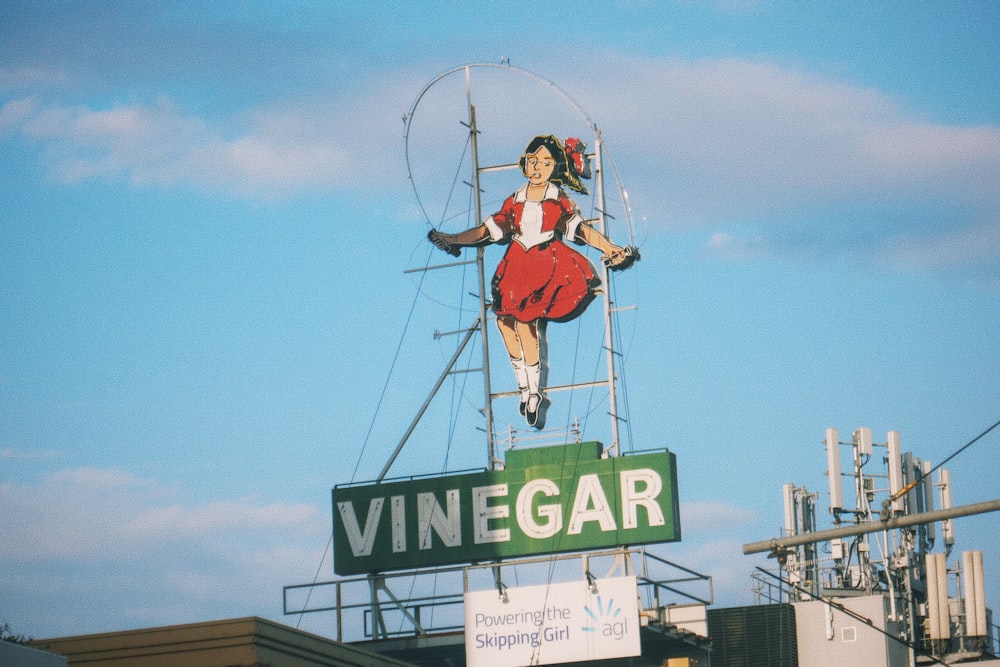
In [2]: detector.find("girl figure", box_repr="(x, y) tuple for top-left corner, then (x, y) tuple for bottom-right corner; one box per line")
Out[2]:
(429, 135), (638, 429)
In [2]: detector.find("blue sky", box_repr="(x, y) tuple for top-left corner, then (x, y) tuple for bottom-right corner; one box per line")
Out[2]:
(2, 0), (999, 640)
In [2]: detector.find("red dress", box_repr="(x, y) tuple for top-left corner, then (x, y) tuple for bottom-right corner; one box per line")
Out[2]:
(485, 184), (600, 323)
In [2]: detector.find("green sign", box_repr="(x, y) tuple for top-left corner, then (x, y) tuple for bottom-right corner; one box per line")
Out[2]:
(332, 443), (680, 575)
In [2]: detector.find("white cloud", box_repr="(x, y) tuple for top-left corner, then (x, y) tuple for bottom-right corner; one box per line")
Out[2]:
(1, 467), (322, 558)
(8, 95), (358, 197)
(884, 216), (1000, 287)
(554, 55), (1000, 281)
(0, 97), (39, 133)
(680, 500), (758, 534)
(0, 66), (67, 90)
(47, 466), (152, 489)
(124, 498), (318, 538)
(4, 55), (998, 279)
(9, 56), (999, 212)
(574, 55), (1000, 214)
(0, 446), (61, 461)
(704, 231), (770, 260)
(0, 466), (329, 636)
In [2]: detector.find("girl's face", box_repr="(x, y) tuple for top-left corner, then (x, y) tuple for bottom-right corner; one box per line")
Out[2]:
(524, 146), (555, 186)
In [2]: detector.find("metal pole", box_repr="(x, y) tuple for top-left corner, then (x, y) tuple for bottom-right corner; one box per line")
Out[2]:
(465, 68), (498, 469)
(369, 575), (384, 640)
(593, 134), (621, 455)
(336, 581), (343, 643)
(377, 320), (480, 482)
(744, 498), (1000, 555)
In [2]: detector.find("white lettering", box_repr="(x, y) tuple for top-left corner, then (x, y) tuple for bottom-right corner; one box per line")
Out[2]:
(516, 478), (563, 538)
(337, 498), (384, 557)
(417, 490), (461, 548)
(567, 474), (616, 534)
(335, 459), (675, 571)
(620, 469), (665, 529)
(391, 495), (406, 552)
(473, 484), (509, 544)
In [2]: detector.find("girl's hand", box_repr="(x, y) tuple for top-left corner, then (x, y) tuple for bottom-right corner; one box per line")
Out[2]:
(428, 229), (462, 257)
(602, 245), (640, 271)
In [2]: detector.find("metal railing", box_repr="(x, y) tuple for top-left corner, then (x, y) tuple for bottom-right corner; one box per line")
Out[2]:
(283, 547), (713, 643)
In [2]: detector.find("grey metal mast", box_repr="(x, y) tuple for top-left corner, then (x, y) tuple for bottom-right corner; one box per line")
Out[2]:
(464, 66), (498, 469)
(593, 134), (622, 455)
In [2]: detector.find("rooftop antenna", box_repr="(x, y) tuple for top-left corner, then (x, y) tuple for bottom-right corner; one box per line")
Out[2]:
(923, 459), (936, 546)
(783, 483), (797, 537)
(853, 427), (872, 456)
(939, 468), (955, 550)
(825, 427), (843, 517)
(887, 430), (904, 516)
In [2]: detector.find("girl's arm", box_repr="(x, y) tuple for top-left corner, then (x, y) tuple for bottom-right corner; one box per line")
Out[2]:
(575, 222), (621, 256)
(428, 224), (490, 256)
(448, 225), (491, 246)
(576, 223), (640, 271)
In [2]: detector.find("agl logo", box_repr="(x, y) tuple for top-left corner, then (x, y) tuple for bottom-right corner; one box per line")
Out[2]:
(582, 594), (629, 640)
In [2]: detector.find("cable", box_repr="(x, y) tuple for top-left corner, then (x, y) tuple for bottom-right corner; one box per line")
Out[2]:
(294, 534), (332, 629)
(293, 249), (435, 628)
(931, 416), (1000, 476)
(348, 263), (429, 483)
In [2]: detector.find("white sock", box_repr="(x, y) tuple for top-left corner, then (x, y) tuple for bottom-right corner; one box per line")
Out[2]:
(525, 362), (541, 400)
(510, 356), (529, 397)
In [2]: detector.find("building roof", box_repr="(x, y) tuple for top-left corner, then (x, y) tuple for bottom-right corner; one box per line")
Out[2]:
(30, 616), (416, 667)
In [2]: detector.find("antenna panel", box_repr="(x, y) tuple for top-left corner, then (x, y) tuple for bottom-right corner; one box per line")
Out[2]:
(925, 552), (950, 640)
(853, 427), (872, 456)
(922, 459), (936, 543)
(887, 431), (904, 515)
(783, 483), (796, 536)
(963, 551), (987, 637)
(903, 452), (918, 514)
(939, 469), (955, 547)
(825, 428), (843, 514)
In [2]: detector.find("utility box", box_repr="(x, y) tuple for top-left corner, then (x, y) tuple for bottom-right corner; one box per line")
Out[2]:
(793, 594), (908, 667)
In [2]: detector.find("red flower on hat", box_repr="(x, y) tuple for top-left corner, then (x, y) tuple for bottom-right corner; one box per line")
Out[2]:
(563, 137), (590, 180)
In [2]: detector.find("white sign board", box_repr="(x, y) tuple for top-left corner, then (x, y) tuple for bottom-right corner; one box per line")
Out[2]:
(464, 576), (641, 667)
